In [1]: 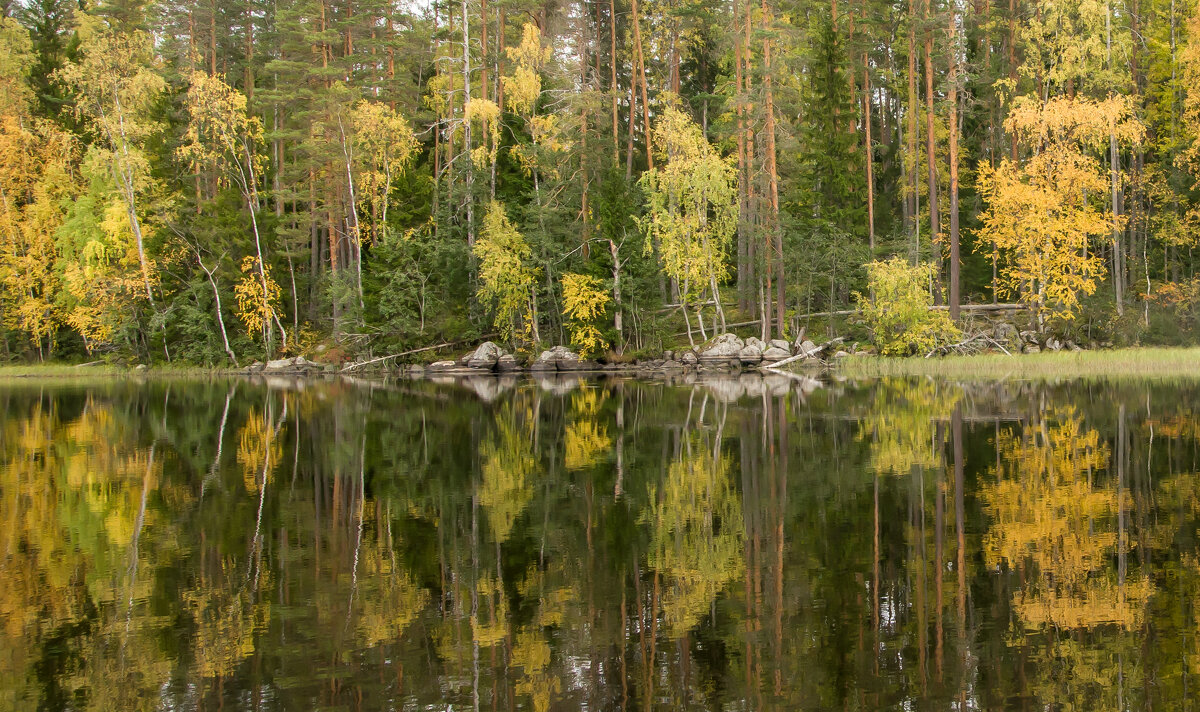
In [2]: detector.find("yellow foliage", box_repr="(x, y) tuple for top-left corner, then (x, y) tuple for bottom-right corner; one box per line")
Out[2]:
(473, 202), (540, 343)
(351, 100), (418, 244)
(977, 95), (1141, 327)
(639, 104), (738, 307)
(234, 256), (282, 340)
(856, 258), (960, 355)
(560, 272), (610, 357)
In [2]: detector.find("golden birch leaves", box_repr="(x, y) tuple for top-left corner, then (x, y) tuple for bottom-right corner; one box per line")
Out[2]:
(638, 104), (737, 305)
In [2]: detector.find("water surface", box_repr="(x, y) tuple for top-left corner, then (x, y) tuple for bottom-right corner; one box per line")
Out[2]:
(2, 372), (1198, 710)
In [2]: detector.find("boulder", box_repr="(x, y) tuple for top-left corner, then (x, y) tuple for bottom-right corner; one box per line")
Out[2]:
(531, 345), (584, 371)
(497, 353), (520, 371)
(698, 333), (744, 362)
(797, 340), (819, 358)
(661, 360), (684, 370)
(1066, 340), (1083, 352)
(680, 351), (699, 365)
(832, 350), (850, 359)
(466, 341), (505, 369)
(993, 322), (1018, 341)
(738, 344), (764, 364)
(663, 350), (675, 361)
(762, 346), (791, 361)
(1023, 344), (1041, 354)
(745, 336), (767, 352)
(265, 358), (294, 371)
(429, 360), (458, 371)
(247, 361), (265, 373)
(1046, 338), (1062, 352)
(769, 339), (791, 352)
(134, 364), (149, 373)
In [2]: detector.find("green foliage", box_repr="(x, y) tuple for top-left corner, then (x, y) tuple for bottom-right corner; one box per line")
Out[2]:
(856, 258), (960, 356)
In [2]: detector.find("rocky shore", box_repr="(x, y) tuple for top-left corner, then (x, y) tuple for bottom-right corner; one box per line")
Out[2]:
(236, 333), (851, 377)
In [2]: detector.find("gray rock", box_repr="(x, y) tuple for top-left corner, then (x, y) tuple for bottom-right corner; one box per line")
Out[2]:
(429, 360), (458, 371)
(466, 341), (505, 369)
(745, 336), (767, 352)
(680, 351), (698, 365)
(1046, 338), (1062, 352)
(530, 345), (582, 371)
(408, 364), (425, 375)
(247, 361), (265, 373)
(833, 350), (850, 358)
(993, 322), (1018, 341)
(1023, 344), (1041, 354)
(663, 350), (675, 361)
(497, 353), (520, 371)
(762, 346), (791, 361)
(738, 344), (764, 363)
(769, 339), (791, 352)
(797, 340), (819, 358)
(1066, 340), (1083, 352)
(314, 344), (328, 354)
(661, 360), (684, 370)
(265, 358), (293, 371)
(134, 364), (149, 372)
(698, 333), (745, 361)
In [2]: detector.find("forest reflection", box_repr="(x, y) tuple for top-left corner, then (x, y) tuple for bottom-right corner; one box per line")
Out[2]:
(2, 373), (1200, 710)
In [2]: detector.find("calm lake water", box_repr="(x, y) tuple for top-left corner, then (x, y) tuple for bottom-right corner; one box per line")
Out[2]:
(2, 372), (1199, 710)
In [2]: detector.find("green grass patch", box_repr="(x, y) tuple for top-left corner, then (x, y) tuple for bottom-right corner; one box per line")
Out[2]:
(0, 363), (224, 380)
(836, 346), (1200, 381)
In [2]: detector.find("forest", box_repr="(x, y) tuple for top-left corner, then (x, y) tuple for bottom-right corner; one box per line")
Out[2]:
(1, 0), (1200, 363)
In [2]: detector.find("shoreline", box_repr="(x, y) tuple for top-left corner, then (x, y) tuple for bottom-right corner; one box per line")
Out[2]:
(3, 345), (1199, 382)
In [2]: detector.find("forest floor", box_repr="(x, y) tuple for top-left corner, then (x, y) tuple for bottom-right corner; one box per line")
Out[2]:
(835, 346), (1200, 381)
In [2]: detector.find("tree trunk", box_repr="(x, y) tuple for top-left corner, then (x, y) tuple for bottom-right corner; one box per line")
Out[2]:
(762, 0), (783, 338)
(947, 3), (960, 320)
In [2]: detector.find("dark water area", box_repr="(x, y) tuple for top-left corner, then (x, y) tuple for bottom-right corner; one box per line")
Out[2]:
(2, 372), (1199, 710)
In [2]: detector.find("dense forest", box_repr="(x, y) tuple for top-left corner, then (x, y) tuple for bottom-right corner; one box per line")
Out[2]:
(2, 0), (1200, 363)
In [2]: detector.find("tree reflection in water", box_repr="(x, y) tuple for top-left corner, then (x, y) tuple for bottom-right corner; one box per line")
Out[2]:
(1, 374), (1199, 710)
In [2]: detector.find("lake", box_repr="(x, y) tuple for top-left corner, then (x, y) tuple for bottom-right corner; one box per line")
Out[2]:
(1, 372), (1197, 710)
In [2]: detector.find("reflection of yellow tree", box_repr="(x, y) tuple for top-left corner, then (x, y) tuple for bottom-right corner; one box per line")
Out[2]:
(184, 566), (270, 678)
(513, 628), (560, 712)
(983, 407), (1152, 630)
(860, 379), (961, 476)
(355, 527), (429, 649)
(478, 411), (536, 543)
(470, 573), (509, 648)
(510, 561), (574, 712)
(0, 398), (179, 710)
(564, 388), (611, 471)
(236, 407), (280, 493)
(645, 444), (744, 638)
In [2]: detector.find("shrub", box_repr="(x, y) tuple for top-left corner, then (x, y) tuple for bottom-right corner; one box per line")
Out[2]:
(856, 258), (960, 356)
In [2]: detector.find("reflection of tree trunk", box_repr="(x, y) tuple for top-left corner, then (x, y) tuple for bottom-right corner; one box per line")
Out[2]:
(935, 424), (945, 682)
(953, 405), (966, 637)
(915, 462), (927, 691)
(774, 396), (786, 696)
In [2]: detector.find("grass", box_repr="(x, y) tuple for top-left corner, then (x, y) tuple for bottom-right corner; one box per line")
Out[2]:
(835, 346), (1200, 381)
(0, 363), (224, 379)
